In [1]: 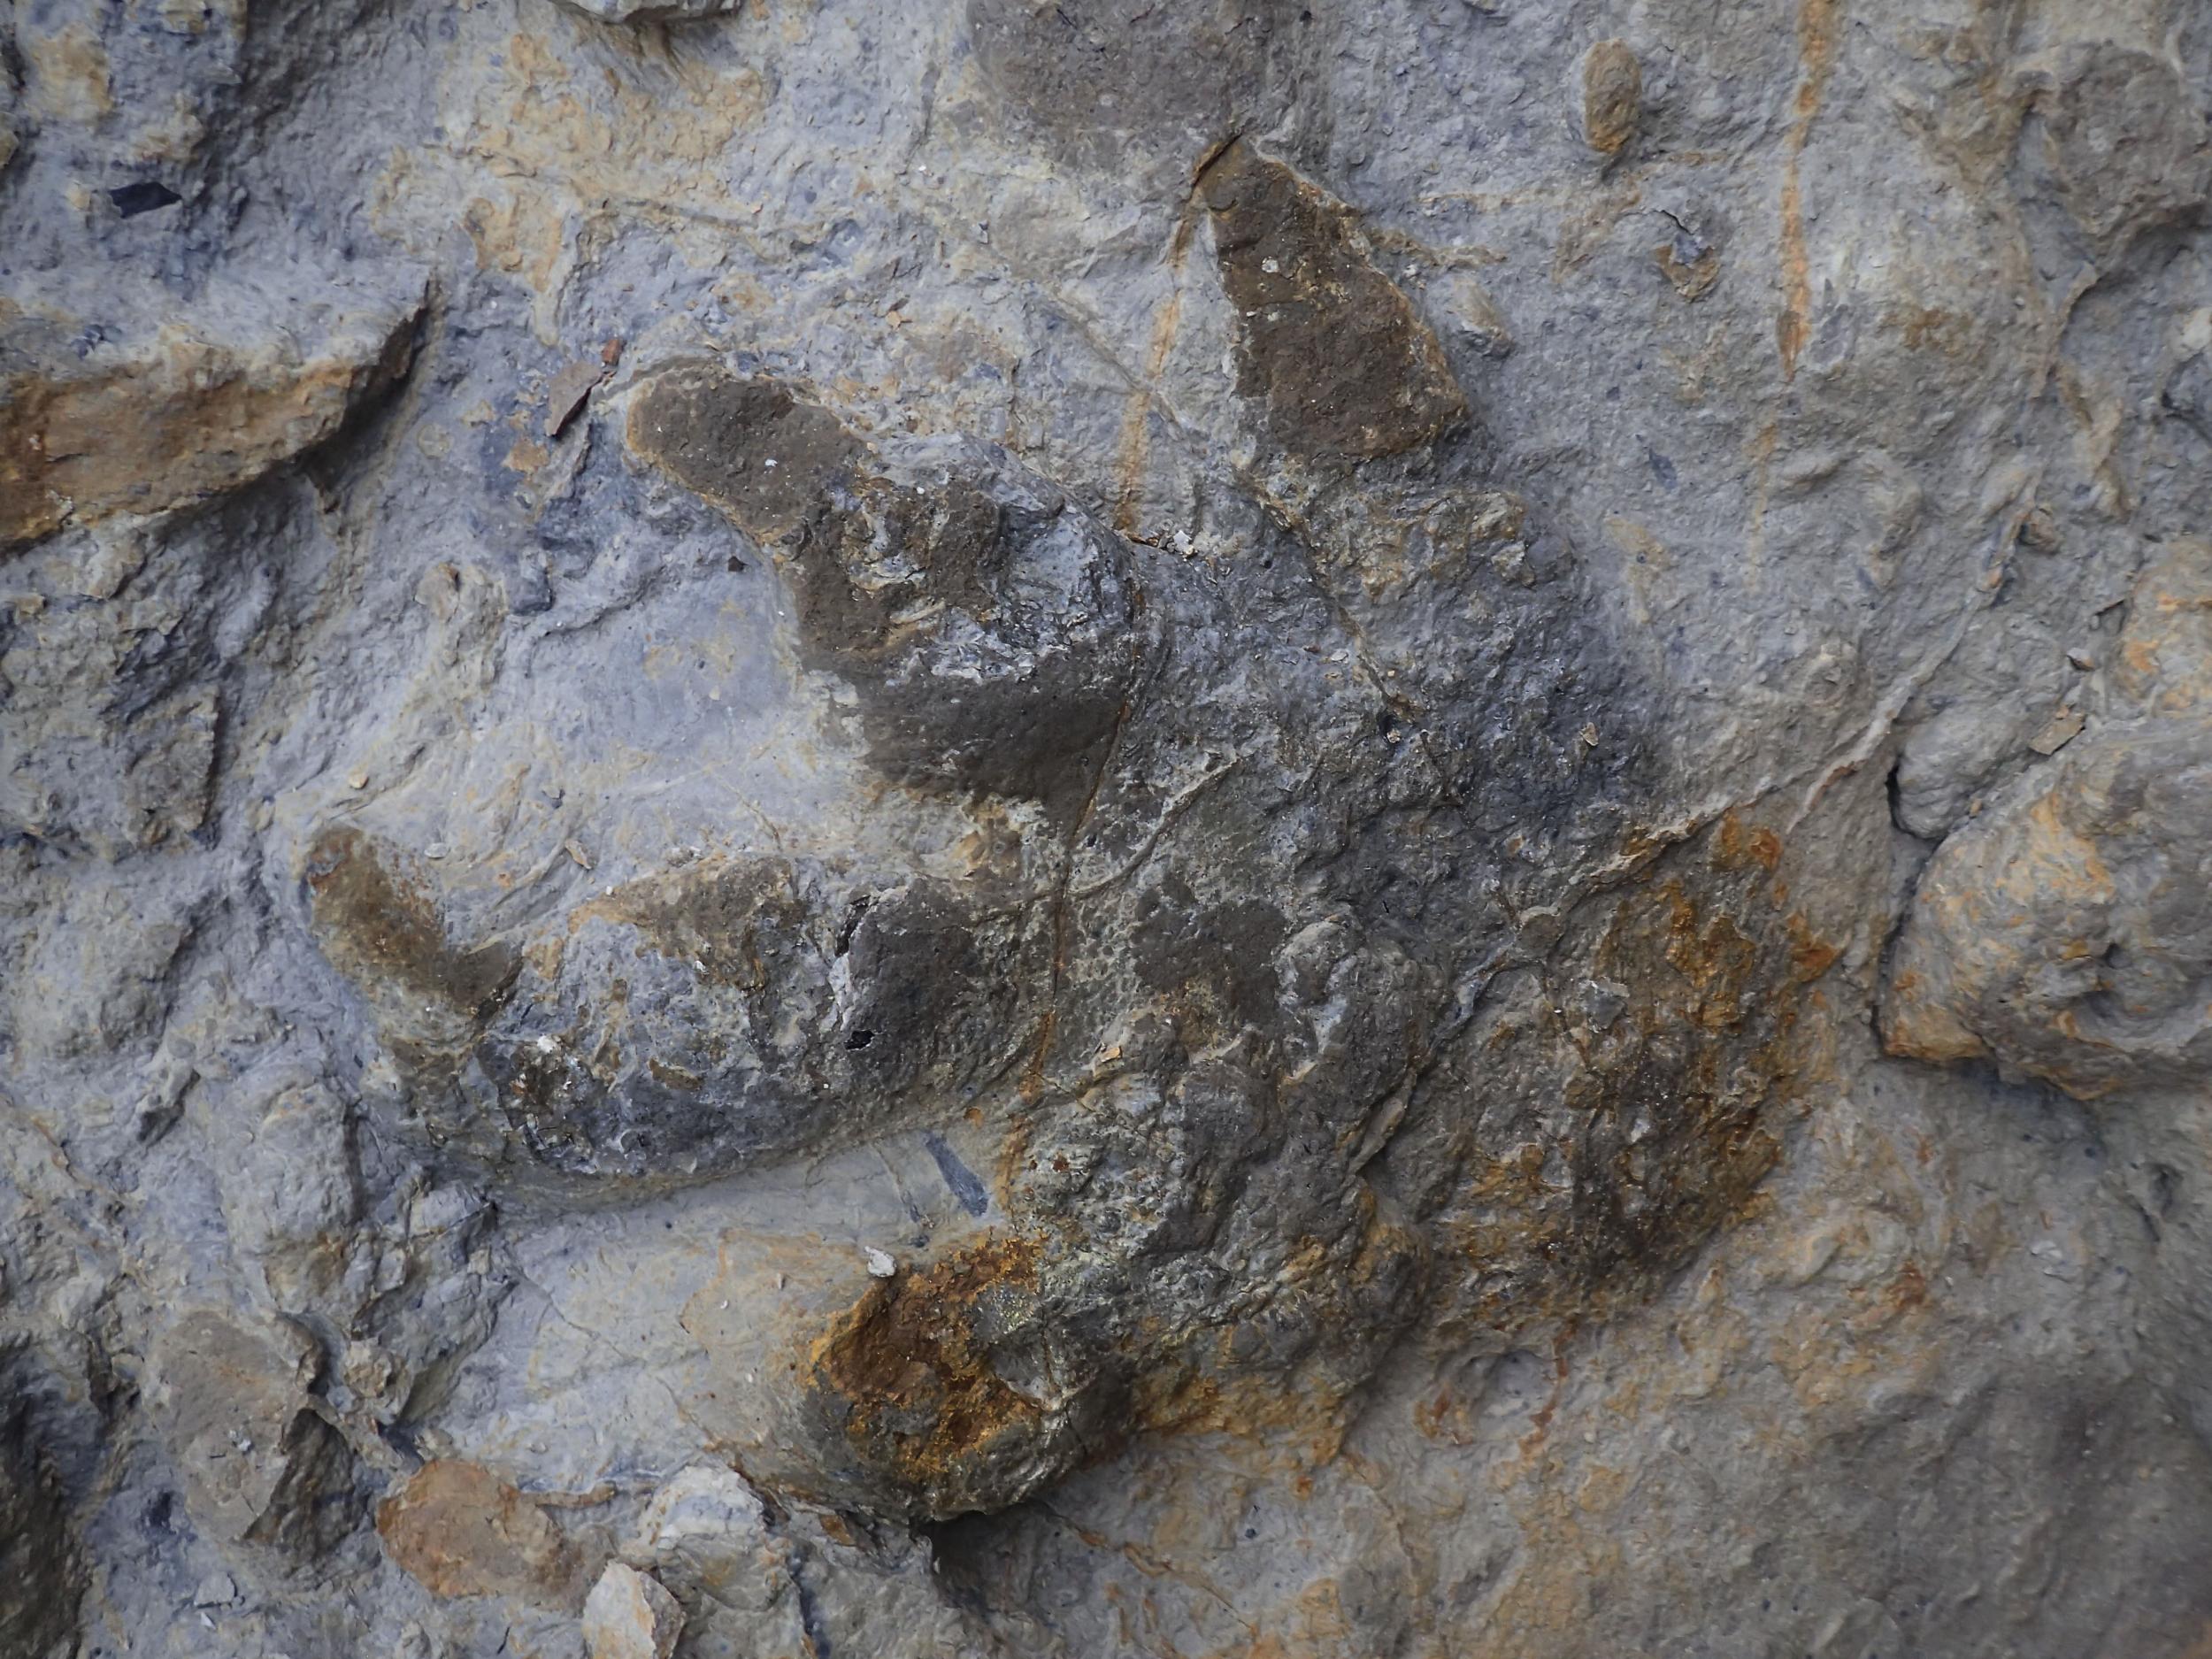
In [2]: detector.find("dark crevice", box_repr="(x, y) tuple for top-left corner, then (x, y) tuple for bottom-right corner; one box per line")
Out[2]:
(108, 180), (182, 218)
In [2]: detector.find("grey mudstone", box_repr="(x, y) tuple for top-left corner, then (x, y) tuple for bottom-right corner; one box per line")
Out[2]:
(1886, 542), (2212, 1099)
(557, 0), (743, 20)
(3, 0), (2212, 1654)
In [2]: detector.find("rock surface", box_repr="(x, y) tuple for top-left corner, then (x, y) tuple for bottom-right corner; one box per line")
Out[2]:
(1886, 541), (2212, 1098)
(581, 1563), (685, 1659)
(0, 283), (421, 548)
(3, 0), (2212, 1655)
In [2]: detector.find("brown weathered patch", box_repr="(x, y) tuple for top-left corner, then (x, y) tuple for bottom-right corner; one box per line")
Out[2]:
(806, 1233), (1078, 1518)
(376, 1460), (589, 1609)
(1201, 141), (1467, 465)
(1885, 1259), (1930, 1316)
(1546, 879), (1786, 1306)
(1, 306), (419, 549)
(304, 826), (518, 1025)
(780, 472), (1014, 672)
(1893, 303), (1976, 354)
(964, 0), (1293, 173)
(1786, 912), (1841, 981)
(1437, 820), (1839, 1340)
(625, 360), (865, 546)
(1127, 1212), (1424, 1462)
(599, 856), (809, 993)
(23, 23), (113, 120)
(1775, 0), (1840, 380)
(1776, 173), (1811, 380)
(1654, 239), (1722, 300)
(1715, 811), (1784, 873)
(627, 359), (1140, 803)
(1581, 40), (1642, 156)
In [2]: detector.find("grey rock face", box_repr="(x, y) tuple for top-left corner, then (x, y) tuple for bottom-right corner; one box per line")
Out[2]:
(0, 1345), (84, 1659)
(1886, 542), (2212, 1099)
(558, 0), (742, 20)
(4, 0), (2212, 1655)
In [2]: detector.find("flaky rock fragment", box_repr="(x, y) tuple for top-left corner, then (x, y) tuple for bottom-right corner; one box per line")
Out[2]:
(618, 1463), (807, 1654)
(143, 1312), (357, 1560)
(626, 1462), (769, 1590)
(0, 291), (421, 548)
(604, 1462), (1034, 1655)
(583, 1563), (685, 1659)
(1884, 544), (2212, 1097)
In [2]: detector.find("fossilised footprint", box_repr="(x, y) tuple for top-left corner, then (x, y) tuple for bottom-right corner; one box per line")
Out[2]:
(302, 374), (1145, 1190)
(296, 360), (1832, 1527)
(305, 827), (1044, 1189)
(627, 360), (1149, 806)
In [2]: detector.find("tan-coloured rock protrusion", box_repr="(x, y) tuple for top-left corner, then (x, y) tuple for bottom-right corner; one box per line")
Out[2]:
(0, 295), (420, 549)
(375, 1460), (591, 1609)
(1883, 541), (2212, 1098)
(1581, 39), (1642, 157)
(582, 1563), (685, 1659)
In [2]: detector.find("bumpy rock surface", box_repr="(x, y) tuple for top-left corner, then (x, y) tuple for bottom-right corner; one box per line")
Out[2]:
(1886, 542), (2212, 1099)
(4, 1), (2212, 1655)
